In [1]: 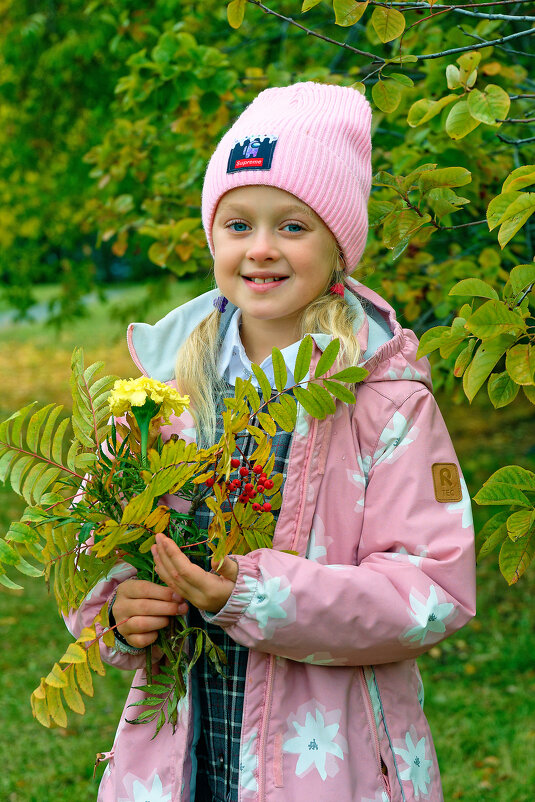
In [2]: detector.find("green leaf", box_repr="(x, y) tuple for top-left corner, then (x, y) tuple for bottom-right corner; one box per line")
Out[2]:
(465, 300), (525, 339)
(322, 379), (356, 404)
(487, 371), (520, 408)
(293, 386), (326, 419)
(467, 84), (510, 126)
(502, 165), (535, 193)
(477, 510), (509, 560)
(372, 171), (402, 192)
(454, 339), (477, 378)
(368, 200), (396, 227)
(505, 344), (535, 386)
(389, 72), (414, 88)
(301, 0), (322, 10)
(372, 79), (402, 114)
(449, 279), (498, 300)
(445, 100), (481, 140)
(333, 0), (369, 26)
(483, 465), (535, 491)
(271, 348), (287, 393)
(227, 0), (245, 29)
(329, 366), (368, 383)
(307, 382), (337, 415)
(267, 401), (295, 432)
(497, 193), (535, 248)
(256, 412), (277, 437)
(314, 339), (340, 379)
(416, 326), (450, 358)
(474, 483), (531, 508)
(382, 209), (431, 249)
(507, 510), (535, 542)
(294, 335), (313, 384)
(486, 191), (521, 230)
(499, 531), (535, 585)
(407, 95), (458, 128)
(251, 364), (272, 405)
(523, 385), (535, 405)
(371, 6), (405, 42)
(506, 264), (535, 298)
(463, 335), (516, 402)
(446, 65), (462, 90)
(419, 167), (471, 193)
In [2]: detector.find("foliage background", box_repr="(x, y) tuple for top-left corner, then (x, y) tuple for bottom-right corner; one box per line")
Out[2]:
(0, 0), (534, 799)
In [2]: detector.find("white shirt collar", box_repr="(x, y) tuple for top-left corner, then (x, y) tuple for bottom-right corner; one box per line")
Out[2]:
(217, 310), (325, 389)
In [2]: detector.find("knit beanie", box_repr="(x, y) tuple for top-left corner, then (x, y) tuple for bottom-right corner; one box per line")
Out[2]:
(201, 82), (372, 274)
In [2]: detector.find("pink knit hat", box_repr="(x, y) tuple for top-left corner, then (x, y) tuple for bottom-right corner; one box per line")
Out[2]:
(201, 82), (372, 274)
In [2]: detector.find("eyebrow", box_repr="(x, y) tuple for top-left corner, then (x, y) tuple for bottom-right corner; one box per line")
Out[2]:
(217, 201), (315, 219)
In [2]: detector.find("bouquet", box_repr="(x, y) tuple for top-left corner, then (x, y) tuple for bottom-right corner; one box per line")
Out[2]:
(0, 338), (366, 737)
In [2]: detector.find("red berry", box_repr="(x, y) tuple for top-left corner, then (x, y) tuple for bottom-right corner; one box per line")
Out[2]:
(264, 479), (274, 489)
(262, 502), (272, 512)
(249, 489), (257, 498)
(205, 476), (215, 487)
(239, 467), (249, 477)
(252, 464), (263, 475)
(231, 458), (240, 468)
(239, 493), (248, 503)
(252, 502), (261, 511)
(260, 473), (267, 481)
(244, 482), (254, 492)
(234, 479), (242, 488)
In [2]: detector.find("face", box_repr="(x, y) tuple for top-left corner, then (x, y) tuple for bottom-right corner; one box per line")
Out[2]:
(212, 185), (338, 350)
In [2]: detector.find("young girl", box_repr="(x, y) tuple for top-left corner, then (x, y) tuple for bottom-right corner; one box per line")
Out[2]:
(68, 82), (476, 802)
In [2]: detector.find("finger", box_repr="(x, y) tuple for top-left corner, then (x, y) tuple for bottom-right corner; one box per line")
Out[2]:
(121, 614), (172, 637)
(120, 579), (177, 602)
(211, 555), (238, 583)
(152, 536), (206, 594)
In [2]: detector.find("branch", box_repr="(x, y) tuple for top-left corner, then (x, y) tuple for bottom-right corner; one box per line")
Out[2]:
(458, 25), (535, 58)
(496, 134), (535, 145)
(419, 24), (535, 60)
(382, 1), (535, 21)
(246, 0), (382, 62)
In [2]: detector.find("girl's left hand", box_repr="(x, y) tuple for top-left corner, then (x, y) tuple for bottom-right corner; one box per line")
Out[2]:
(151, 532), (238, 613)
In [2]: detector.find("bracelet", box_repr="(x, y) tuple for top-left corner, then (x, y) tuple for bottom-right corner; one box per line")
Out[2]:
(108, 591), (145, 655)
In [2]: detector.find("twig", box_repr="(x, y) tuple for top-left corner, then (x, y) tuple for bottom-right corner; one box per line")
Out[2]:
(497, 134), (535, 144)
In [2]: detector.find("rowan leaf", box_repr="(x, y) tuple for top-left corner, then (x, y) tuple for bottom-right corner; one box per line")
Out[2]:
(294, 386), (326, 419)
(314, 339), (340, 378)
(256, 412), (277, 436)
(294, 335), (313, 384)
(251, 364), (272, 404)
(322, 379), (356, 404)
(271, 348), (287, 392)
(329, 366), (368, 383)
(46, 684), (68, 727)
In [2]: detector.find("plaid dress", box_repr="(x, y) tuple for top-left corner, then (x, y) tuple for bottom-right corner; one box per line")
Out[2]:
(190, 384), (292, 802)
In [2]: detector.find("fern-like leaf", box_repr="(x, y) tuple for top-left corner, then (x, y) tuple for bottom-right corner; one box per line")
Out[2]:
(70, 347), (117, 452)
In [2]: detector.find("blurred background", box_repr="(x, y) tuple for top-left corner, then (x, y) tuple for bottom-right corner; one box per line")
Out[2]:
(1, 1), (534, 799)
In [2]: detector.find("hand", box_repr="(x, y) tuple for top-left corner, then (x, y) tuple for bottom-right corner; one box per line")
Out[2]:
(151, 533), (238, 614)
(112, 578), (188, 649)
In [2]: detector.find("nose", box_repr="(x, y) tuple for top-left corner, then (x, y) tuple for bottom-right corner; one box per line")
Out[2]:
(245, 228), (280, 263)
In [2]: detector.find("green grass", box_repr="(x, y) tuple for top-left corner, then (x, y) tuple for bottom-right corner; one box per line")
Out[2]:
(0, 282), (534, 800)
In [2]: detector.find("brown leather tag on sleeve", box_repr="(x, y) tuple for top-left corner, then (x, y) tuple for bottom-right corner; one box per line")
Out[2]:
(432, 463), (462, 503)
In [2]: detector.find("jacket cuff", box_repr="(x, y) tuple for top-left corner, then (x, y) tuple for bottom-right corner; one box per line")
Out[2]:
(201, 553), (260, 629)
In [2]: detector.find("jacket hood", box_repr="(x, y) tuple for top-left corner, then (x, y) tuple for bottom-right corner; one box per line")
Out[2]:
(126, 276), (432, 391)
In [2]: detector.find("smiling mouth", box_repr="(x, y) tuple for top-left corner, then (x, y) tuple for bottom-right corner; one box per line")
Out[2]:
(244, 277), (287, 284)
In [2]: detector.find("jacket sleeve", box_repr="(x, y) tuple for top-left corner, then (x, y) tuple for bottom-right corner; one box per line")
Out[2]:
(203, 387), (476, 666)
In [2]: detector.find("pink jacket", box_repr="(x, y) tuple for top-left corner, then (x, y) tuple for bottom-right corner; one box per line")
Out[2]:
(66, 278), (476, 802)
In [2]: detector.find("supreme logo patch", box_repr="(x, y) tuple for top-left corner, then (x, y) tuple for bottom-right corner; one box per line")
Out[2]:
(432, 463), (462, 503)
(227, 135), (278, 174)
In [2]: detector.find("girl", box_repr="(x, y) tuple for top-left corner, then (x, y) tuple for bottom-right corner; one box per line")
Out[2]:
(67, 82), (476, 802)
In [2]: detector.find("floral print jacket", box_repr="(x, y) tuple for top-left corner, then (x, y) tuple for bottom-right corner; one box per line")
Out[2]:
(66, 277), (476, 802)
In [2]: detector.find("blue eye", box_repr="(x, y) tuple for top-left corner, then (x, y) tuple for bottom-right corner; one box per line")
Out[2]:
(228, 221), (249, 232)
(283, 223), (304, 233)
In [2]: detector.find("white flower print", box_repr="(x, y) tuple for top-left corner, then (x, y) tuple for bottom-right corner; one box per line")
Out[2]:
(239, 729), (258, 792)
(393, 728), (433, 799)
(385, 364), (426, 383)
(403, 585), (455, 646)
(446, 475), (473, 529)
(373, 411), (420, 467)
(306, 515), (330, 563)
(346, 455), (370, 512)
(295, 402), (310, 438)
(361, 790), (390, 802)
(388, 545), (429, 567)
(300, 652), (336, 665)
(284, 703), (348, 781)
(237, 566), (294, 635)
(119, 773), (171, 802)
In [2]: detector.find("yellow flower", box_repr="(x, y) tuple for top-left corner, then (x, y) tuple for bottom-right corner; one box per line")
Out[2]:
(108, 377), (189, 424)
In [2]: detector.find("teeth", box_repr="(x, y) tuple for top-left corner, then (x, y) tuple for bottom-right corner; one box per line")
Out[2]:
(250, 277), (283, 284)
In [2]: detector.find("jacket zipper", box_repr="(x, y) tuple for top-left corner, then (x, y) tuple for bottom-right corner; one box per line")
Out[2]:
(359, 668), (391, 800)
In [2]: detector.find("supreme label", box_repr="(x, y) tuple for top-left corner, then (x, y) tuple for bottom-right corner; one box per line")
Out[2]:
(227, 135), (278, 174)
(432, 463), (462, 503)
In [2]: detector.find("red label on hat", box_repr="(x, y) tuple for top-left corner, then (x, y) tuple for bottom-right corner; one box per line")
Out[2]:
(234, 158), (264, 169)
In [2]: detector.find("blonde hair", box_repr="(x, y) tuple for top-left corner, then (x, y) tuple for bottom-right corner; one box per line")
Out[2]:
(175, 247), (361, 443)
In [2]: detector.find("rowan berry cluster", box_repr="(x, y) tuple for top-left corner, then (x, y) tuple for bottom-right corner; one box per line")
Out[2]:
(205, 457), (274, 512)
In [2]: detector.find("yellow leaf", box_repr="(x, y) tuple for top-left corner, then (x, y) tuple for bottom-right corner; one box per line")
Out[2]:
(502, 165), (535, 193)
(371, 6), (405, 43)
(467, 85), (510, 126)
(45, 662), (68, 688)
(497, 194), (535, 248)
(59, 642), (87, 664)
(372, 79), (402, 114)
(445, 100), (481, 140)
(62, 665), (86, 715)
(87, 639), (106, 676)
(227, 0), (245, 29)
(333, 0), (369, 26)
(31, 679), (51, 727)
(47, 684), (68, 727)
(486, 191), (521, 230)
(75, 659), (94, 697)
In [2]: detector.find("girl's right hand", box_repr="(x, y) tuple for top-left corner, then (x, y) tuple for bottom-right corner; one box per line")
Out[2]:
(112, 579), (189, 649)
